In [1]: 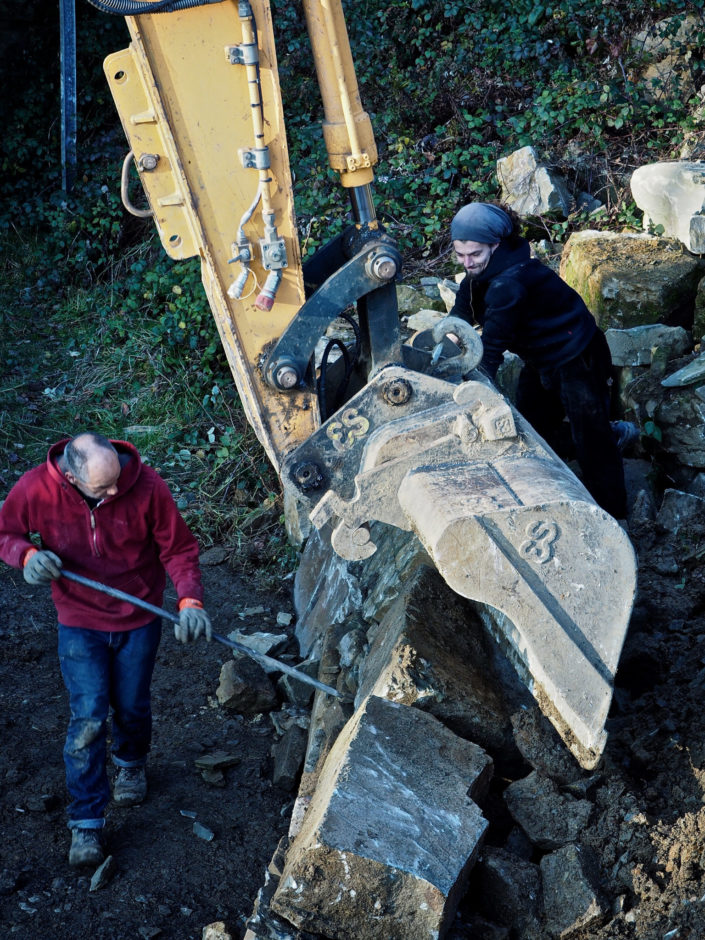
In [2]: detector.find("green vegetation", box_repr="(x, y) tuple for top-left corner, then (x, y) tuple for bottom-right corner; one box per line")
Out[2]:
(1, 0), (704, 564)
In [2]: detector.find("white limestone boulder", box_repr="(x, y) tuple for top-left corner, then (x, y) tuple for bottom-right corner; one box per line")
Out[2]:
(631, 162), (705, 253)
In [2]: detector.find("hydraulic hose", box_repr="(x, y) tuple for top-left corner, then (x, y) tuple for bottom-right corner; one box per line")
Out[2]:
(84, 0), (221, 16)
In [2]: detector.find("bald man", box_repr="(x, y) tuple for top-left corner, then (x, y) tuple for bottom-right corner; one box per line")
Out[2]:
(0, 432), (211, 867)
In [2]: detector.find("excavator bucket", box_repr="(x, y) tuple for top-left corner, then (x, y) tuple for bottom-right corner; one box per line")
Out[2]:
(283, 365), (637, 769)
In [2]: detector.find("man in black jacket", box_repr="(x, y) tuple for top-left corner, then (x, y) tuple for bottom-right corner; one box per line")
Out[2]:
(449, 202), (631, 519)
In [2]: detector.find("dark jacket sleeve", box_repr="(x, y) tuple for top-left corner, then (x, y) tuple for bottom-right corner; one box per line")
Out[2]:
(479, 277), (527, 379)
(449, 275), (473, 324)
(146, 471), (204, 602)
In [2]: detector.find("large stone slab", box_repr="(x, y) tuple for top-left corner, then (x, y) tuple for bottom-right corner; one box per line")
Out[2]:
(271, 695), (492, 939)
(560, 230), (705, 330)
(357, 565), (526, 754)
(293, 525), (362, 658)
(631, 162), (705, 253)
(605, 324), (691, 367)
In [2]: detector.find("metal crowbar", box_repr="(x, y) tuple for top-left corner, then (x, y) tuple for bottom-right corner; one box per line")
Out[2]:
(60, 569), (342, 699)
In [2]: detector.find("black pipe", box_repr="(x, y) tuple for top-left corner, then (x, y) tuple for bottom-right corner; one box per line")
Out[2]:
(60, 569), (342, 698)
(84, 0), (221, 16)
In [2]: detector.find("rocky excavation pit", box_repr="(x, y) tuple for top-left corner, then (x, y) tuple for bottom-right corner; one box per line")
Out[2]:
(5, 299), (705, 938)
(2, 462), (705, 939)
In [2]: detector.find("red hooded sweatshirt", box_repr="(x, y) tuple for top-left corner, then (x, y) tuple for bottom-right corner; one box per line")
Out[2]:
(0, 440), (203, 631)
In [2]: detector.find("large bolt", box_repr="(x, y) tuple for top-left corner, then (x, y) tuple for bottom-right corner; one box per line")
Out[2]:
(293, 461), (323, 491)
(275, 365), (299, 389)
(138, 153), (159, 171)
(369, 253), (398, 281)
(382, 377), (413, 406)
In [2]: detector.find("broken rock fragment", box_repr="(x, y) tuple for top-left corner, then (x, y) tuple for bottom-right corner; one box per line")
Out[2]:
(271, 694), (492, 939)
(503, 771), (592, 851)
(216, 656), (278, 715)
(540, 843), (606, 939)
(475, 847), (541, 929)
(271, 724), (308, 792)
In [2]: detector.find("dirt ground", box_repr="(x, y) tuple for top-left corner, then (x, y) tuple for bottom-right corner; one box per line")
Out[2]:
(0, 558), (297, 940)
(3, 485), (705, 939)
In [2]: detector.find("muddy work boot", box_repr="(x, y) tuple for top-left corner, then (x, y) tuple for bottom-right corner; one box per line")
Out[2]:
(69, 828), (104, 867)
(113, 765), (148, 807)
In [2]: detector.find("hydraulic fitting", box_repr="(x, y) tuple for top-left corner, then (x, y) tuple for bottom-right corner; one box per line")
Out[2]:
(270, 360), (300, 390)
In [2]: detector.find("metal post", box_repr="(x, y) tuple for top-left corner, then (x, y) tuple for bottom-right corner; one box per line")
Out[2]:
(60, 0), (77, 192)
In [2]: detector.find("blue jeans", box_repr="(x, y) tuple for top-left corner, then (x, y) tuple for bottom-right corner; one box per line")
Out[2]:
(57, 619), (162, 829)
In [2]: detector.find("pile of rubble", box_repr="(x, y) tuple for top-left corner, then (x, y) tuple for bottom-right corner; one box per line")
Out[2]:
(234, 20), (705, 930)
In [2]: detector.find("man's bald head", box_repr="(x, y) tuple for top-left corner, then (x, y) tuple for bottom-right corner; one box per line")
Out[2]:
(63, 433), (121, 500)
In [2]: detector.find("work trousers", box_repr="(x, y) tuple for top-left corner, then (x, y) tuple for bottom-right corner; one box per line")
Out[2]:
(516, 330), (627, 519)
(57, 618), (162, 829)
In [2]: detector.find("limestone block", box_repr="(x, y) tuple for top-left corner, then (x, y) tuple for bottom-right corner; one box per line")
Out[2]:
(640, 54), (695, 103)
(497, 146), (571, 217)
(271, 695), (492, 940)
(503, 771), (592, 850)
(293, 526), (362, 658)
(688, 472), (705, 499)
(420, 276), (444, 299)
(227, 631), (288, 668)
(357, 566), (524, 754)
(277, 657), (318, 707)
(605, 324), (691, 367)
(337, 627), (366, 669)
(631, 163), (705, 253)
(540, 844), (606, 939)
(560, 230), (705, 330)
(476, 847), (541, 928)
(203, 924), (233, 940)
(357, 523), (430, 623)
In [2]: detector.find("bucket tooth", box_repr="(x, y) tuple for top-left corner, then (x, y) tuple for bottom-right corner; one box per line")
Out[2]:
(398, 456), (637, 769)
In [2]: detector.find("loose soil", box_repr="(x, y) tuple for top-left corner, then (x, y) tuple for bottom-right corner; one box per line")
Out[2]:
(3, 495), (705, 939)
(0, 558), (296, 940)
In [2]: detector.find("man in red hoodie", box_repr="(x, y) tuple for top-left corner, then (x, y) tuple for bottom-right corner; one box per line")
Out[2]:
(0, 432), (211, 867)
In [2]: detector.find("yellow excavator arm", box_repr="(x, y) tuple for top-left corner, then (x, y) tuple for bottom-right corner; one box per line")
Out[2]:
(102, 0), (395, 472)
(96, 0), (637, 769)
